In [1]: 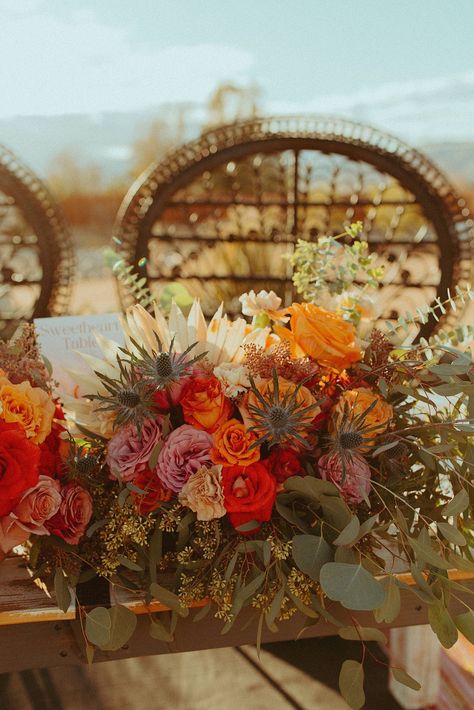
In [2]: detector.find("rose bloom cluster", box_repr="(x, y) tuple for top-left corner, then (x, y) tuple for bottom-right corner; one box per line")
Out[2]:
(104, 291), (394, 534)
(0, 372), (92, 556)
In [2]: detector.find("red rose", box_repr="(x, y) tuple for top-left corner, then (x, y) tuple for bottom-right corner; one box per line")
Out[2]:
(267, 447), (304, 484)
(222, 462), (276, 533)
(131, 465), (173, 514)
(0, 420), (40, 516)
(45, 483), (93, 545)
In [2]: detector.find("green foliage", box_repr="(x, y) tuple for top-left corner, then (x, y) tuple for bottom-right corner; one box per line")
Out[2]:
(85, 605), (137, 652)
(292, 534), (332, 582)
(104, 247), (155, 310)
(290, 222), (384, 321)
(53, 569), (71, 613)
(339, 659), (365, 710)
(320, 563), (385, 611)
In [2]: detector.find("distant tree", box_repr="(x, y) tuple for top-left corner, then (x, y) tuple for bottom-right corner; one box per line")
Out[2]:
(47, 150), (103, 198)
(204, 82), (261, 130)
(130, 105), (190, 178)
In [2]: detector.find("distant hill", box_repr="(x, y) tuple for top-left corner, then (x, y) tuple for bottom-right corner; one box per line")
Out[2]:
(0, 109), (473, 187)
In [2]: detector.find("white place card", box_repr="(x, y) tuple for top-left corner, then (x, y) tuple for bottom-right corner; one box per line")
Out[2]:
(34, 313), (124, 396)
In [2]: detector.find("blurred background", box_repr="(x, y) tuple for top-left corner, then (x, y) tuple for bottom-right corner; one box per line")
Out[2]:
(1, 3), (474, 708)
(1, 0), (473, 315)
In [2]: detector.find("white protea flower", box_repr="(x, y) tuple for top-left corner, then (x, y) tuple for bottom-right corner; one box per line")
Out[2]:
(63, 300), (274, 437)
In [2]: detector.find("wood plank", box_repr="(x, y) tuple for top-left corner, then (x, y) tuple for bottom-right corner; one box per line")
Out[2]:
(0, 557), (75, 626)
(0, 576), (473, 673)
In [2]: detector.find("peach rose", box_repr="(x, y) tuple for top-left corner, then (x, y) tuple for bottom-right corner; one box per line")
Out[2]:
(275, 303), (361, 371)
(240, 376), (319, 435)
(211, 418), (260, 467)
(0, 376), (55, 444)
(331, 387), (393, 449)
(179, 464), (226, 521)
(180, 375), (233, 433)
(11, 475), (61, 535)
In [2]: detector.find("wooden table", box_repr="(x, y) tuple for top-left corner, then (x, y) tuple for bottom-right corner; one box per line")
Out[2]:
(1, 556), (473, 675)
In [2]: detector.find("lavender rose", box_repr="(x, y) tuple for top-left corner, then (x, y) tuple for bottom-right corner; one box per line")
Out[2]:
(106, 418), (162, 481)
(318, 452), (371, 504)
(156, 424), (213, 493)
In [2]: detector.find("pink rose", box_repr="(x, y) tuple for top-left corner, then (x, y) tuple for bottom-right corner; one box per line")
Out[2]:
(0, 476), (62, 554)
(318, 453), (371, 505)
(106, 418), (162, 481)
(0, 515), (29, 554)
(12, 475), (61, 535)
(45, 483), (93, 545)
(156, 424), (213, 493)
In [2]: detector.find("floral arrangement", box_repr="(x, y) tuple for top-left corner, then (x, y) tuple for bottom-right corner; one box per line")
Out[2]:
(0, 326), (93, 563)
(11, 225), (474, 708)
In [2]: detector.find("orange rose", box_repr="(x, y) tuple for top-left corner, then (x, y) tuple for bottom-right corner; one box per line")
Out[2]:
(331, 387), (393, 448)
(180, 375), (233, 433)
(0, 376), (55, 444)
(241, 376), (319, 430)
(211, 418), (260, 467)
(275, 303), (361, 371)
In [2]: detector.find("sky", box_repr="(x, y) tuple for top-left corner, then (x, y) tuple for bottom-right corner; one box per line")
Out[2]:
(1, 0), (474, 144)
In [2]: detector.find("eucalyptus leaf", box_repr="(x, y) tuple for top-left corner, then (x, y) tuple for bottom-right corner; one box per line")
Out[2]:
(374, 575), (401, 624)
(320, 563), (385, 611)
(285, 589), (319, 618)
(319, 494), (352, 531)
(338, 625), (387, 645)
(391, 668), (421, 691)
(148, 440), (163, 470)
(54, 569), (72, 613)
(239, 572), (265, 601)
(100, 605), (137, 651)
(454, 610), (474, 644)
(441, 489), (469, 517)
(339, 659), (365, 710)
(437, 521), (466, 546)
(334, 547), (359, 564)
(149, 527), (163, 583)
(284, 476), (339, 500)
(193, 603), (212, 623)
(372, 440), (399, 457)
(86, 519), (107, 538)
(150, 583), (189, 617)
(334, 516), (360, 546)
(292, 535), (333, 582)
(118, 556), (144, 572)
(266, 585), (285, 628)
(235, 519), (260, 533)
(85, 607), (112, 648)
(149, 618), (174, 642)
(408, 536), (451, 570)
(85, 643), (95, 666)
(275, 499), (310, 533)
(428, 600), (458, 648)
(448, 550), (474, 573)
(263, 540), (272, 567)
